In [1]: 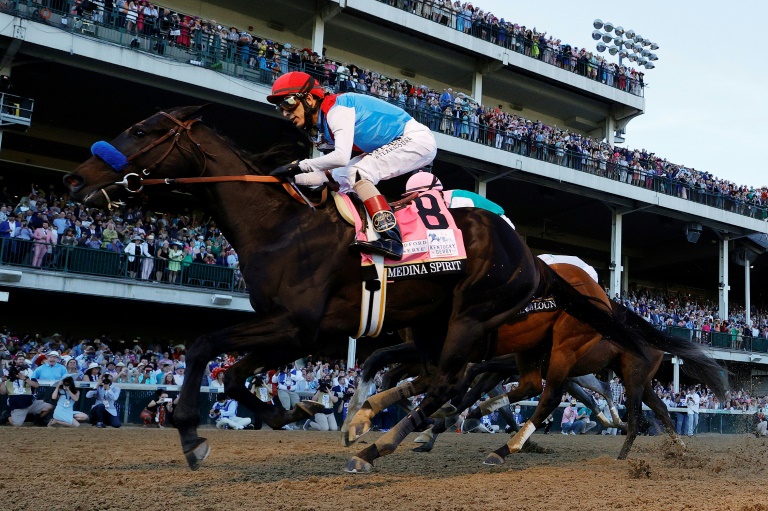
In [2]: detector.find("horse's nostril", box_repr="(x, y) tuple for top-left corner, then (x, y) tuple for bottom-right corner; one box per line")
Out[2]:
(63, 173), (83, 190)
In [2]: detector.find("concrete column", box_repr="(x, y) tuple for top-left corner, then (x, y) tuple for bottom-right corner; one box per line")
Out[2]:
(609, 211), (623, 300)
(671, 356), (681, 393)
(605, 116), (615, 145)
(347, 337), (357, 371)
(745, 257), (751, 327)
(312, 15), (325, 57)
(718, 236), (729, 320)
(472, 70), (483, 105)
(475, 176), (487, 197)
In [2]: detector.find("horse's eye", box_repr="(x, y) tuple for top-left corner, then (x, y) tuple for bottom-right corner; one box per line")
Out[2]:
(132, 127), (147, 137)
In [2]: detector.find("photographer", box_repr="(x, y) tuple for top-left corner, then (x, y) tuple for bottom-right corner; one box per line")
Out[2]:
(303, 379), (339, 431)
(0, 358), (53, 426)
(85, 374), (121, 428)
(208, 393), (253, 430)
(331, 375), (355, 425)
(48, 374), (88, 427)
(755, 408), (767, 438)
(140, 389), (171, 428)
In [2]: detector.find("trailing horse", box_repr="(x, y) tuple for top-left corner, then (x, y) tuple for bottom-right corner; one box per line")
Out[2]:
(63, 106), (676, 473)
(344, 263), (727, 461)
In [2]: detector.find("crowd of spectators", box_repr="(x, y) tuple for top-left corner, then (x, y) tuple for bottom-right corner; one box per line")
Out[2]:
(9, 0), (765, 218)
(377, 0), (645, 95)
(0, 184), (245, 289)
(610, 289), (768, 348)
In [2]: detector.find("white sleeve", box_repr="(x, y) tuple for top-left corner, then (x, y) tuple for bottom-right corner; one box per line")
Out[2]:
(298, 105), (356, 173)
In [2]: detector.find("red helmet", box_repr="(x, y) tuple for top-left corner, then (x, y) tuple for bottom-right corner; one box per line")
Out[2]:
(267, 72), (325, 105)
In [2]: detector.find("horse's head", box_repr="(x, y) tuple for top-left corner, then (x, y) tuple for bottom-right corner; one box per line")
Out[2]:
(64, 106), (207, 208)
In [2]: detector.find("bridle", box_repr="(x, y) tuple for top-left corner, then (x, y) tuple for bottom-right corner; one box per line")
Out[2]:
(90, 111), (329, 209)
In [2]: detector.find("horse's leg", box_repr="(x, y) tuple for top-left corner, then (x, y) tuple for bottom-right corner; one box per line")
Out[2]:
(175, 313), (314, 470)
(483, 378), (565, 465)
(616, 378), (644, 460)
(488, 381), (519, 433)
(642, 379), (685, 450)
(465, 352), (544, 421)
(570, 373), (624, 430)
(223, 354), (324, 428)
(345, 346), (421, 436)
(343, 375), (430, 446)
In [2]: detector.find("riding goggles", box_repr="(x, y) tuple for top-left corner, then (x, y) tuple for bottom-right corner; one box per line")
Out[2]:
(277, 94), (304, 112)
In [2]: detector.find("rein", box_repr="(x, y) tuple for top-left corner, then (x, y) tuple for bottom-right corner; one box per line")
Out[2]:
(94, 111), (328, 208)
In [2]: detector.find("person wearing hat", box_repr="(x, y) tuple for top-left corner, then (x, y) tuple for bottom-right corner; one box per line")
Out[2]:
(48, 373), (88, 427)
(267, 71), (437, 260)
(81, 362), (102, 383)
(31, 350), (67, 382)
(173, 364), (185, 386)
(560, 398), (584, 435)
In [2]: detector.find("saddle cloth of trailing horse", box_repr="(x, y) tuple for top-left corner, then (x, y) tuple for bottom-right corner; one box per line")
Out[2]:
(517, 255), (599, 315)
(335, 189), (468, 280)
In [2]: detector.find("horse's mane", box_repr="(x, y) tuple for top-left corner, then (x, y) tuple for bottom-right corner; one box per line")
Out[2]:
(215, 132), (302, 173)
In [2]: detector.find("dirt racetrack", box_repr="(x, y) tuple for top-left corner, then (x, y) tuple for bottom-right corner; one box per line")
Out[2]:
(5, 427), (768, 511)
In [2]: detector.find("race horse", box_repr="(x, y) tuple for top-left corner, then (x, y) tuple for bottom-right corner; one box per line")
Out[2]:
(344, 263), (727, 461)
(63, 106), (691, 473)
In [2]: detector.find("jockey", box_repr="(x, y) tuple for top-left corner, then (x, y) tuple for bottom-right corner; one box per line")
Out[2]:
(404, 171), (515, 229)
(267, 72), (437, 260)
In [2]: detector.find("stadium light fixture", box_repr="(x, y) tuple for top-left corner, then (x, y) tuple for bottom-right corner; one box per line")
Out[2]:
(591, 21), (660, 70)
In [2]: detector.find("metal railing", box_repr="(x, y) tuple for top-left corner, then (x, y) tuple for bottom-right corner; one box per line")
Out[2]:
(375, 0), (645, 96)
(0, 237), (245, 293)
(2, 2), (762, 219)
(665, 325), (768, 354)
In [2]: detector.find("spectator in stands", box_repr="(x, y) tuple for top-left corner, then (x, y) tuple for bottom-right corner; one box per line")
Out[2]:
(208, 393), (253, 430)
(686, 386), (700, 436)
(86, 373), (121, 428)
(209, 366), (225, 389)
(31, 350), (67, 381)
(173, 364), (185, 386)
(32, 220), (55, 268)
(81, 362), (102, 382)
(48, 374), (88, 427)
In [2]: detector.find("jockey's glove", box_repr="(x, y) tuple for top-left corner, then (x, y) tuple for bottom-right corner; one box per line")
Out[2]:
(294, 171), (329, 188)
(270, 161), (302, 179)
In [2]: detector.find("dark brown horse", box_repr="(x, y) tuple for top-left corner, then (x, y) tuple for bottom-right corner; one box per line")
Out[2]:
(345, 263), (727, 461)
(63, 106), (671, 473)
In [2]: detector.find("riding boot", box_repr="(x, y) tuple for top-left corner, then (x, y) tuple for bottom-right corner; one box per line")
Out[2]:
(350, 179), (403, 260)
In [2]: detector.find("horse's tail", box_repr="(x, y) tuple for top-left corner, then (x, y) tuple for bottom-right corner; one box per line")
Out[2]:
(542, 262), (649, 360)
(612, 301), (729, 400)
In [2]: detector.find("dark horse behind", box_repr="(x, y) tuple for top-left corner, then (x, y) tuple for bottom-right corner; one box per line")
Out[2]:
(63, 106), (717, 473)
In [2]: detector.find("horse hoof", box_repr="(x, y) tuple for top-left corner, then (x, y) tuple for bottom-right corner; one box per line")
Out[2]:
(482, 452), (505, 465)
(344, 456), (373, 474)
(413, 432), (432, 444)
(184, 439), (210, 471)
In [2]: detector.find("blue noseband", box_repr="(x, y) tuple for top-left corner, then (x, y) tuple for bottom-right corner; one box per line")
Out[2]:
(91, 141), (128, 173)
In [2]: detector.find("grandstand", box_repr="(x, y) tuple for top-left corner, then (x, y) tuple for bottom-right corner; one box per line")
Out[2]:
(0, 0), (767, 395)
